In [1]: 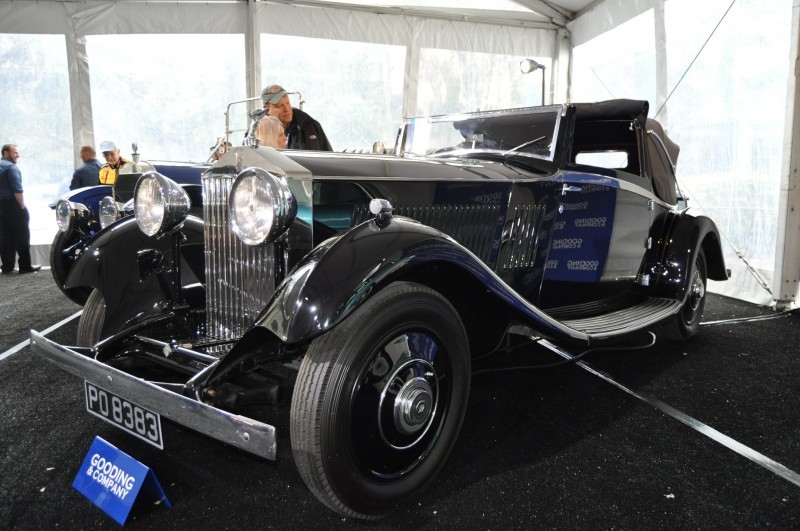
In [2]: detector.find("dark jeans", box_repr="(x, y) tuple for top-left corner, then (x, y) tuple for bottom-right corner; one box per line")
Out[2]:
(0, 197), (32, 272)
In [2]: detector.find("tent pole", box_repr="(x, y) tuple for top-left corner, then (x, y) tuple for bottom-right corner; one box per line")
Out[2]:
(773, 0), (800, 311)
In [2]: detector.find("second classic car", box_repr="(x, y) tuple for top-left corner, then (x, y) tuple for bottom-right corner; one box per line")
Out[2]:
(31, 99), (727, 519)
(50, 144), (204, 304)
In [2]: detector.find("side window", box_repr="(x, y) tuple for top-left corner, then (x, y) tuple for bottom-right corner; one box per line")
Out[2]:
(575, 150), (629, 169)
(646, 133), (678, 205)
(571, 120), (641, 177)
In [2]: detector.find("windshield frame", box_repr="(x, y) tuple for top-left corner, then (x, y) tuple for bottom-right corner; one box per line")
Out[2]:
(396, 104), (566, 163)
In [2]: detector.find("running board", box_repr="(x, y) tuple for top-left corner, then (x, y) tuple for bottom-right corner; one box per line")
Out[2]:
(560, 297), (682, 339)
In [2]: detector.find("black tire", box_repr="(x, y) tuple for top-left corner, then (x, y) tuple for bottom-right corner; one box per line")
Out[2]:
(76, 289), (105, 347)
(661, 248), (707, 341)
(290, 281), (470, 519)
(49, 229), (92, 305)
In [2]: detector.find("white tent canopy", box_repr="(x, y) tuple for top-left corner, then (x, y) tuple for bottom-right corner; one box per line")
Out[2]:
(0, 0), (798, 309)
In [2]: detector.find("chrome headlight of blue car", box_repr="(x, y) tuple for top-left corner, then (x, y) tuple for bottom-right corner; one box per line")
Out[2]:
(55, 199), (90, 233)
(98, 196), (119, 230)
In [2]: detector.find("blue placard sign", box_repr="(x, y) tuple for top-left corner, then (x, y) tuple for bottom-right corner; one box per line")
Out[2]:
(73, 436), (171, 525)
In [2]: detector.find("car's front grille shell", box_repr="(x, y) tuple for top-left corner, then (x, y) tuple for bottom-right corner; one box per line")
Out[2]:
(203, 174), (276, 341)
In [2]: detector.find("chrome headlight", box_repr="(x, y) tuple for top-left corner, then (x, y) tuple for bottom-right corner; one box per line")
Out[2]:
(229, 167), (297, 246)
(98, 196), (119, 229)
(55, 199), (89, 233)
(134, 171), (191, 237)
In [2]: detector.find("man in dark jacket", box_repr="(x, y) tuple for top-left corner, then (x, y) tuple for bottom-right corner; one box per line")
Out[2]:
(0, 144), (40, 274)
(261, 84), (333, 151)
(69, 145), (102, 190)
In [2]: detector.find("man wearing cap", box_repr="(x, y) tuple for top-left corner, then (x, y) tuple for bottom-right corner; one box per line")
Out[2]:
(0, 144), (41, 274)
(98, 140), (130, 185)
(69, 145), (102, 190)
(262, 85), (333, 151)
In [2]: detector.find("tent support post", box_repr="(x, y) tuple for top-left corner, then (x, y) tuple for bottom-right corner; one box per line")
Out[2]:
(773, 1), (800, 311)
(65, 8), (94, 168)
(245, 0), (262, 111)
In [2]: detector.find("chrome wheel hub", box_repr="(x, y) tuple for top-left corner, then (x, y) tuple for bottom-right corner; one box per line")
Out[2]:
(394, 377), (434, 435)
(688, 269), (705, 312)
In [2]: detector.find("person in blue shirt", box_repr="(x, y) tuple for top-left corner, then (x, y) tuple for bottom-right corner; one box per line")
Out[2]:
(0, 144), (40, 274)
(69, 145), (102, 190)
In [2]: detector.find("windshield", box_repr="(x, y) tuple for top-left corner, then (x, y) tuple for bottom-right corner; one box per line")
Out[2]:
(397, 105), (564, 162)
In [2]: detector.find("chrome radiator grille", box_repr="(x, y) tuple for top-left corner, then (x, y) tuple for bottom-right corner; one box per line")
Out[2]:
(203, 174), (276, 341)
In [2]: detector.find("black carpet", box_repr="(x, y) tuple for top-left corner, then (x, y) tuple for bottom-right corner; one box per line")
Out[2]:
(1, 271), (798, 529)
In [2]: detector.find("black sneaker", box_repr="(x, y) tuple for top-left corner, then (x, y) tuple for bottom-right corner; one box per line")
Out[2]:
(1, 269), (15, 275)
(19, 265), (42, 274)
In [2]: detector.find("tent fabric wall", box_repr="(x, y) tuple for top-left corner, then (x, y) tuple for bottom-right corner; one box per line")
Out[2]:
(0, 0), (562, 154)
(257, 3), (558, 116)
(569, 0), (799, 308)
(569, 0), (659, 47)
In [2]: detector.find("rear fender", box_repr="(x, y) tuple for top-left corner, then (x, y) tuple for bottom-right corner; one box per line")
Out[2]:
(65, 215), (205, 337)
(643, 212), (727, 299)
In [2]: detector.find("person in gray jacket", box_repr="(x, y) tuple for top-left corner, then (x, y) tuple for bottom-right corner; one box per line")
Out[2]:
(261, 84), (333, 151)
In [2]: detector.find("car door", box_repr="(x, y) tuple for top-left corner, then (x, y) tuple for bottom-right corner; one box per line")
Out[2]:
(539, 119), (654, 309)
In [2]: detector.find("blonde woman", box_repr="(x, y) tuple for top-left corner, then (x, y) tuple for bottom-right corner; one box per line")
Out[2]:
(255, 115), (288, 149)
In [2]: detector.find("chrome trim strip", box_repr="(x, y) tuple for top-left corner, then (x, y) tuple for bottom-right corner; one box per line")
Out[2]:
(647, 130), (677, 172)
(557, 169), (674, 210)
(29, 330), (276, 460)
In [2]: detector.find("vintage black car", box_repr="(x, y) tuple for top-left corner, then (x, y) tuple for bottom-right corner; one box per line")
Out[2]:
(31, 99), (727, 519)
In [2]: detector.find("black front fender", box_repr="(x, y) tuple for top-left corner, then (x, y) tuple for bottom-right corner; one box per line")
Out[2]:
(253, 216), (586, 345)
(66, 215), (205, 337)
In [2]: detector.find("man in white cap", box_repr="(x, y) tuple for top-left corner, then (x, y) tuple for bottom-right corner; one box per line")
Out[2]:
(261, 85), (333, 151)
(98, 140), (129, 185)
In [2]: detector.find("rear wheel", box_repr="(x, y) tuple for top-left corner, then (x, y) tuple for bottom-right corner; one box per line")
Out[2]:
(50, 229), (92, 305)
(661, 248), (707, 341)
(290, 281), (470, 519)
(76, 289), (105, 347)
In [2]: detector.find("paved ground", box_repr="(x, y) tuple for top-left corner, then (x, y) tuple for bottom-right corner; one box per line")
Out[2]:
(1, 271), (798, 529)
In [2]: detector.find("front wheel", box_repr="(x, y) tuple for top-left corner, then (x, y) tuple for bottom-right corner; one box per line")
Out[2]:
(661, 248), (707, 341)
(290, 281), (470, 519)
(76, 289), (105, 347)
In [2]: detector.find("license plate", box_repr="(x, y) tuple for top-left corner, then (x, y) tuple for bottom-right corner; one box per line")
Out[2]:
(84, 381), (164, 449)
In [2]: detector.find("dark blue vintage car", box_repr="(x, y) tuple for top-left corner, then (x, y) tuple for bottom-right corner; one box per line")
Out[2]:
(50, 147), (205, 304)
(31, 99), (727, 519)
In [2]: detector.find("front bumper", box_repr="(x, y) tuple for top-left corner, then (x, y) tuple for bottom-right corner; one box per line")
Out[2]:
(29, 330), (276, 460)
